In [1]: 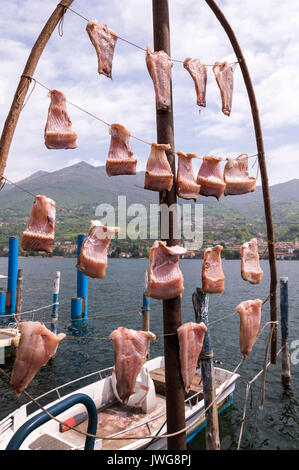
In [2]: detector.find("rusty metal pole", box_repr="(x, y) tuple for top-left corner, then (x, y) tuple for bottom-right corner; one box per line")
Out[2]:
(205, 0), (278, 364)
(152, 0), (187, 449)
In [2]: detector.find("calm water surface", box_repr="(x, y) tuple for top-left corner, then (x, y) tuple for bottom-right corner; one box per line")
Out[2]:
(0, 257), (298, 450)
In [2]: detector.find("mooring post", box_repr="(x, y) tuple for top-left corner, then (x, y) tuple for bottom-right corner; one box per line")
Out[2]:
(142, 271), (150, 332)
(0, 291), (6, 315)
(280, 277), (291, 385)
(77, 235), (88, 319)
(192, 288), (220, 450)
(71, 297), (83, 320)
(51, 271), (61, 334)
(15, 268), (23, 323)
(7, 237), (18, 315)
(152, 0), (186, 449)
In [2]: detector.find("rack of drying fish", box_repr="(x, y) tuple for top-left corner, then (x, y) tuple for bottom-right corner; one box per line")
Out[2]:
(0, 0), (280, 451)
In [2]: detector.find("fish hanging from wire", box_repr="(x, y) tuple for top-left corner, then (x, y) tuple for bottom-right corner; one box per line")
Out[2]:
(77, 221), (119, 279)
(196, 156), (226, 200)
(235, 299), (262, 358)
(144, 142), (173, 192)
(177, 322), (207, 392)
(10, 321), (65, 396)
(86, 20), (118, 78)
(183, 58), (207, 109)
(106, 123), (137, 176)
(22, 195), (56, 254)
(241, 238), (263, 284)
(202, 245), (225, 294)
(44, 89), (78, 149)
(224, 154), (256, 196)
(109, 327), (156, 404)
(146, 45), (173, 111)
(147, 241), (187, 300)
(213, 61), (234, 116)
(176, 151), (201, 201)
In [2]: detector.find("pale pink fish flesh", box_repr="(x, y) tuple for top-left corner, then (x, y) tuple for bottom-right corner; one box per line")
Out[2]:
(44, 89), (78, 149)
(147, 241), (187, 300)
(183, 58), (207, 107)
(146, 45), (173, 111)
(106, 123), (137, 176)
(241, 238), (263, 284)
(144, 143), (173, 192)
(176, 152), (201, 201)
(177, 322), (207, 392)
(109, 327), (156, 404)
(202, 245), (225, 294)
(10, 321), (65, 396)
(196, 156), (226, 200)
(224, 154), (256, 196)
(213, 61), (234, 116)
(236, 299), (262, 358)
(77, 222), (119, 279)
(86, 20), (118, 78)
(22, 195), (56, 253)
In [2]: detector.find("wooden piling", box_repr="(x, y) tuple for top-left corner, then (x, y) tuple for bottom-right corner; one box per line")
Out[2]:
(152, 0), (186, 450)
(15, 268), (23, 323)
(51, 271), (61, 334)
(192, 288), (220, 450)
(280, 277), (291, 385)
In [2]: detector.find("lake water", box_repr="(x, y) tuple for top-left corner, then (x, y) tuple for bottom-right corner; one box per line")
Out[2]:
(0, 257), (298, 450)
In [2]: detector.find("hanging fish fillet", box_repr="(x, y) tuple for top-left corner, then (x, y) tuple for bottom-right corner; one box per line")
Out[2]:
(177, 322), (207, 392)
(236, 299), (262, 358)
(77, 221), (119, 279)
(86, 20), (118, 78)
(144, 143), (173, 192)
(213, 61), (234, 116)
(44, 89), (78, 149)
(241, 238), (263, 284)
(22, 195), (56, 254)
(202, 245), (225, 294)
(224, 154), (256, 196)
(147, 241), (187, 300)
(109, 327), (156, 404)
(146, 45), (173, 111)
(10, 321), (65, 396)
(106, 123), (137, 176)
(196, 156), (226, 200)
(183, 58), (207, 108)
(176, 152), (201, 201)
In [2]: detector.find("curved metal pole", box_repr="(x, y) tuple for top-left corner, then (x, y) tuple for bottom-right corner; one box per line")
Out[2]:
(205, 0), (278, 364)
(0, 0), (74, 182)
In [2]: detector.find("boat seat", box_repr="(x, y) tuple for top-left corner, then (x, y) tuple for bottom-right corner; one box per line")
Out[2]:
(111, 364), (156, 414)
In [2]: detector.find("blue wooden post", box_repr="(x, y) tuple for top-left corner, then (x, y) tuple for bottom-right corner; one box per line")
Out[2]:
(0, 291), (5, 315)
(7, 237), (18, 314)
(280, 277), (291, 384)
(192, 288), (220, 450)
(77, 234), (88, 319)
(51, 271), (60, 333)
(142, 270), (150, 332)
(71, 297), (83, 320)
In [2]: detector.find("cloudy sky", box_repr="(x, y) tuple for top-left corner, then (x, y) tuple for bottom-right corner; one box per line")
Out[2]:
(0, 0), (298, 185)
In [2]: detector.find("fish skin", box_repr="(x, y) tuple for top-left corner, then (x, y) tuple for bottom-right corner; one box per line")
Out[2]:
(241, 238), (263, 284)
(213, 61), (234, 116)
(106, 123), (137, 176)
(146, 45), (173, 111)
(44, 89), (77, 149)
(177, 322), (207, 392)
(22, 195), (56, 254)
(109, 327), (156, 404)
(176, 152), (201, 201)
(183, 58), (207, 107)
(144, 143), (173, 192)
(196, 156), (226, 200)
(236, 299), (262, 358)
(224, 154), (256, 196)
(202, 245), (225, 294)
(10, 322), (65, 396)
(86, 20), (118, 78)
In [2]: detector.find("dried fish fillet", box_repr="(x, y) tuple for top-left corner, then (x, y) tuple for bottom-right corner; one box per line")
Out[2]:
(110, 327), (156, 404)
(144, 143), (173, 192)
(86, 20), (118, 78)
(176, 152), (201, 201)
(213, 61), (234, 116)
(106, 123), (137, 176)
(146, 45), (173, 111)
(177, 322), (207, 392)
(241, 238), (263, 284)
(10, 321), (65, 396)
(147, 241), (187, 300)
(236, 299), (262, 358)
(22, 195), (56, 253)
(77, 221), (119, 279)
(183, 58), (207, 108)
(202, 245), (225, 294)
(196, 156), (226, 200)
(224, 154), (256, 196)
(45, 89), (77, 149)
